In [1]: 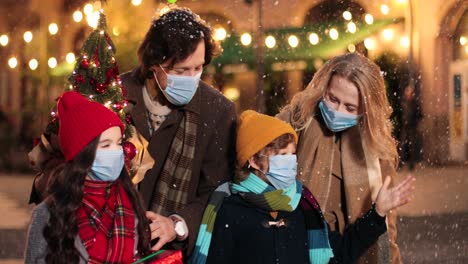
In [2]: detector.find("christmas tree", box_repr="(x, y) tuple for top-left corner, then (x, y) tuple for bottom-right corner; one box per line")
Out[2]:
(46, 11), (136, 161)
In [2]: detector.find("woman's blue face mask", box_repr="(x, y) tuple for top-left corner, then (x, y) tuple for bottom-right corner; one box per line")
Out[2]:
(319, 98), (361, 132)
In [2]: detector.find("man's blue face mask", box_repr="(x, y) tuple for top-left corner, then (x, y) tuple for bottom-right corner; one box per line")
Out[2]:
(154, 66), (202, 106)
(318, 98), (361, 132)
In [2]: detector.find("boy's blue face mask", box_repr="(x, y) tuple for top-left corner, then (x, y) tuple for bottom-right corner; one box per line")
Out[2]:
(90, 149), (124, 182)
(318, 98), (360, 132)
(266, 154), (297, 190)
(154, 66), (202, 106)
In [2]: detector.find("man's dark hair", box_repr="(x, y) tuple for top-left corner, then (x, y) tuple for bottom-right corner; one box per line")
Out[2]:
(136, 7), (220, 83)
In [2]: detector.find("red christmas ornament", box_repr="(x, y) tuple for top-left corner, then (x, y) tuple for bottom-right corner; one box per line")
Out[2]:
(123, 141), (137, 160)
(113, 65), (120, 75)
(114, 102), (123, 111)
(106, 69), (115, 83)
(125, 114), (133, 125)
(96, 83), (107, 94)
(94, 48), (100, 68)
(124, 155), (132, 172)
(75, 74), (84, 84)
(81, 58), (89, 69)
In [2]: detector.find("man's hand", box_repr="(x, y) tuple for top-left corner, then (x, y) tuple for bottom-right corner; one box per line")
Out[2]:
(375, 175), (416, 217)
(146, 211), (177, 251)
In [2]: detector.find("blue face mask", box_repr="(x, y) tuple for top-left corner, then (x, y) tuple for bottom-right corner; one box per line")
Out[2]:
(319, 98), (360, 132)
(154, 66), (202, 106)
(90, 149), (124, 182)
(265, 154), (297, 190)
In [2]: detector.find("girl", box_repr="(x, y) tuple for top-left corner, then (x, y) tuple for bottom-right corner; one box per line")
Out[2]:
(25, 91), (150, 263)
(192, 110), (414, 264)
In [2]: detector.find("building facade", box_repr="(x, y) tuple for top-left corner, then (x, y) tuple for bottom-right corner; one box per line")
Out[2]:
(0, 0), (467, 163)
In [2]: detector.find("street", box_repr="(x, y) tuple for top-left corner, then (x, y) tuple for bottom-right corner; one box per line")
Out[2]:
(0, 164), (467, 263)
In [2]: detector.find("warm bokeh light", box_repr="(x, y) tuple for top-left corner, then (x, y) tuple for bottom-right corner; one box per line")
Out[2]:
(48, 23), (58, 35)
(92, 1), (101, 10)
(48, 57), (57, 68)
(8, 57), (18, 69)
(309, 33), (319, 45)
(23, 31), (33, 43)
(240, 33), (252, 46)
(365, 14), (374, 24)
(223, 87), (240, 101)
(87, 11), (100, 29)
(460, 36), (467, 46)
(343, 11), (352, 21)
(73, 11), (83, 22)
(364, 38), (376, 50)
(347, 22), (357, 33)
(288, 35), (299, 48)
(113, 26), (120, 36)
(382, 29), (394, 41)
(66, 53), (76, 64)
(347, 44), (356, 53)
(131, 0), (142, 6)
(380, 4), (390, 15)
(83, 4), (93, 15)
(29, 59), (38, 70)
(265, 35), (276, 48)
(213, 26), (227, 41)
(329, 28), (339, 40)
(400, 36), (410, 47)
(0, 35), (8, 46)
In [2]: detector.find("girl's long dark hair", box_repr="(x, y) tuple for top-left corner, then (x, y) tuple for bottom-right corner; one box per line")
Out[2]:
(43, 137), (150, 263)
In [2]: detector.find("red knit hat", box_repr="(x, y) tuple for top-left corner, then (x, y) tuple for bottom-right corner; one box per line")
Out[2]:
(58, 91), (124, 161)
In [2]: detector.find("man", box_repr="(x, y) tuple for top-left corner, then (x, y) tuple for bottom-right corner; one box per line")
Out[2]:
(120, 7), (236, 256)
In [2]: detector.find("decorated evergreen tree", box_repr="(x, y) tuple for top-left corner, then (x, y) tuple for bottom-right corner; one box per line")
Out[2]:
(46, 11), (137, 161)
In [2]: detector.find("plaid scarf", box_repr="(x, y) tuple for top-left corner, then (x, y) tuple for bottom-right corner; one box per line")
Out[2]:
(76, 179), (135, 264)
(150, 111), (198, 215)
(191, 173), (334, 264)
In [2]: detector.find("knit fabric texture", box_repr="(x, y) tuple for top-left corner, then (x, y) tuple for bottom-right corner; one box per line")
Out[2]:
(236, 110), (298, 166)
(57, 91), (124, 161)
(191, 173), (334, 264)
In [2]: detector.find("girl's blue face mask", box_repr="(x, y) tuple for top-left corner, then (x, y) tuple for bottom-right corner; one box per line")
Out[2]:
(90, 149), (124, 182)
(154, 66), (202, 106)
(318, 98), (361, 132)
(266, 154), (297, 190)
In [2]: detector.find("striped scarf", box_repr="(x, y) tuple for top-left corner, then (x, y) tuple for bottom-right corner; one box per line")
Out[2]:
(191, 173), (334, 264)
(76, 179), (135, 264)
(150, 111), (198, 215)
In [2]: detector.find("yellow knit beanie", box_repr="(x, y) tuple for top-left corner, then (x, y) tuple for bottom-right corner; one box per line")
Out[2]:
(237, 110), (298, 166)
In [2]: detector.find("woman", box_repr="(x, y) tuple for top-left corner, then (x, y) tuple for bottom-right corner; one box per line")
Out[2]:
(191, 110), (414, 264)
(277, 52), (404, 263)
(24, 91), (151, 263)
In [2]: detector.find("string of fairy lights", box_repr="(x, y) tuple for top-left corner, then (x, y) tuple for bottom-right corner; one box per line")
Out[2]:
(1, 0), (467, 70)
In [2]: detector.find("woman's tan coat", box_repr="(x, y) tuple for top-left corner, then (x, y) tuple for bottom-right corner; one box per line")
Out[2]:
(277, 109), (402, 264)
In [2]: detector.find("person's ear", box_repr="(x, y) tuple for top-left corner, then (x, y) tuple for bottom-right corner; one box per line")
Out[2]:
(247, 156), (262, 171)
(150, 65), (167, 91)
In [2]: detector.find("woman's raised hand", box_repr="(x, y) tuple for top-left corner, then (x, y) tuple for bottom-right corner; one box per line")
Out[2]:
(374, 175), (416, 217)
